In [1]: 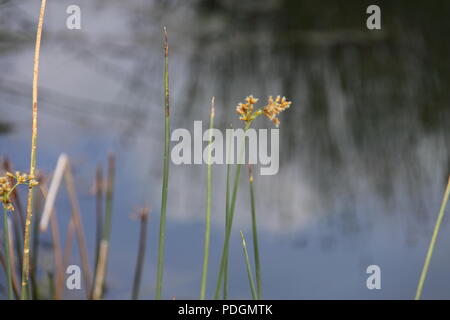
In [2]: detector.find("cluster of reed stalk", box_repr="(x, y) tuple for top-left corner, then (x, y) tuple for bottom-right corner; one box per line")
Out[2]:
(1, 153), (119, 300)
(154, 30), (292, 299)
(0, 0), (293, 300)
(0, 0), (147, 300)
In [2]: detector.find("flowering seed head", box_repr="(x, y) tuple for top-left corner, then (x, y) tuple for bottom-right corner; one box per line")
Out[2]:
(236, 95), (292, 127)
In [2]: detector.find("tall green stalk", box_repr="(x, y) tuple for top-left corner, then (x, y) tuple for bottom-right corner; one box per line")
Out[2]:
(22, 0), (47, 299)
(3, 208), (13, 300)
(415, 176), (450, 300)
(214, 122), (251, 299)
(91, 165), (103, 299)
(200, 98), (215, 300)
(248, 165), (261, 299)
(132, 208), (149, 300)
(223, 125), (232, 299)
(31, 190), (42, 300)
(92, 154), (115, 300)
(156, 27), (170, 300)
(239, 231), (257, 300)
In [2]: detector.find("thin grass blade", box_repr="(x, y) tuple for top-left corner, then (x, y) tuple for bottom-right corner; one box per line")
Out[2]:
(200, 98), (215, 299)
(240, 231), (257, 300)
(415, 176), (450, 300)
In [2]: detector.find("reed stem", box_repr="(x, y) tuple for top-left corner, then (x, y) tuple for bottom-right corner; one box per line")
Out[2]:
(132, 208), (149, 300)
(239, 231), (257, 300)
(91, 165), (104, 299)
(95, 166), (103, 266)
(39, 181), (64, 299)
(21, 0), (47, 299)
(223, 125), (232, 299)
(65, 161), (92, 297)
(214, 122), (251, 299)
(415, 176), (450, 300)
(3, 208), (13, 299)
(93, 154), (115, 299)
(31, 184), (42, 299)
(156, 27), (170, 300)
(248, 165), (261, 299)
(0, 244), (19, 299)
(200, 98), (215, 300)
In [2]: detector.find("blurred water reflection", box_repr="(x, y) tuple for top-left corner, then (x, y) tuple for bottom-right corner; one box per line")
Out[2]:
(1, 0), (450, 299)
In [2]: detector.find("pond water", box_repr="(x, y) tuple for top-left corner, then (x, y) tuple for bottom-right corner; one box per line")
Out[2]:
(1, 0), (450, 299)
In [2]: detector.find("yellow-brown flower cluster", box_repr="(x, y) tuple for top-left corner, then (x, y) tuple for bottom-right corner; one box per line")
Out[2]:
(1, 171), (38, 212)
(236, 95), (292, 127)
(262, 96), (292, 127)
(236, 95), (259, 123)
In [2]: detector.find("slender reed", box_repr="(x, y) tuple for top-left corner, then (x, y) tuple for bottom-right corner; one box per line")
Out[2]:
(156, 27), (170, 300)
(200, 98), (215, 300)
(47, 272), (55, 299)
(94, 166), (103, 270)
(239, 231), (257, 300)
(0, 246), (19, 299)
(248, 165), (261, 299)
(91, 165), (104, 298)
(21, 0), (47, 299)
(415, 176), (450, 300)
(3, 208), (13, 299)
(64, 161), (91, 297)
(93, 154), (115, 300)
(132, 208), (150, 300)
(39, 182), (64, 299)
(223, 124), (232, 299)
(38, 155), (68, 298)
(63, 219), (75, 270)
(214, 121), (251, 299)
(39, 154), (67, 232)
(7, 218), (21, 299)
(31, 179), (42, 299)
(50, 211), (64, 299)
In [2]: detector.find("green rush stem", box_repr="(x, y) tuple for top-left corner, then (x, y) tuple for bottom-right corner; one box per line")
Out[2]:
(103, 156), (115, 249)
(22, 0), (46, 300)
(156, 27), (170, 300)
(47, 272), (55, 299)
(3, 208), (13, 300)
(415, 176), (450, 300)
(248, 165), (261, 299)
(91, 165), (103, 299)
(92, 155), (115, 300)
(12, 203), (23, 279)
(100, 154), (115, 299)
(239, 231), (257, 300)
(31, 192), (41, 300)
(132, 209), (149, 300)
(214, 122), (251, 299)
(200, 99), (215, 300)
(223, 126), (232, 300)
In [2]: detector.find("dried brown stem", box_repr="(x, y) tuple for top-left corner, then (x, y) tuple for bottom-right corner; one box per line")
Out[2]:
(64, 161), (91, 297)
